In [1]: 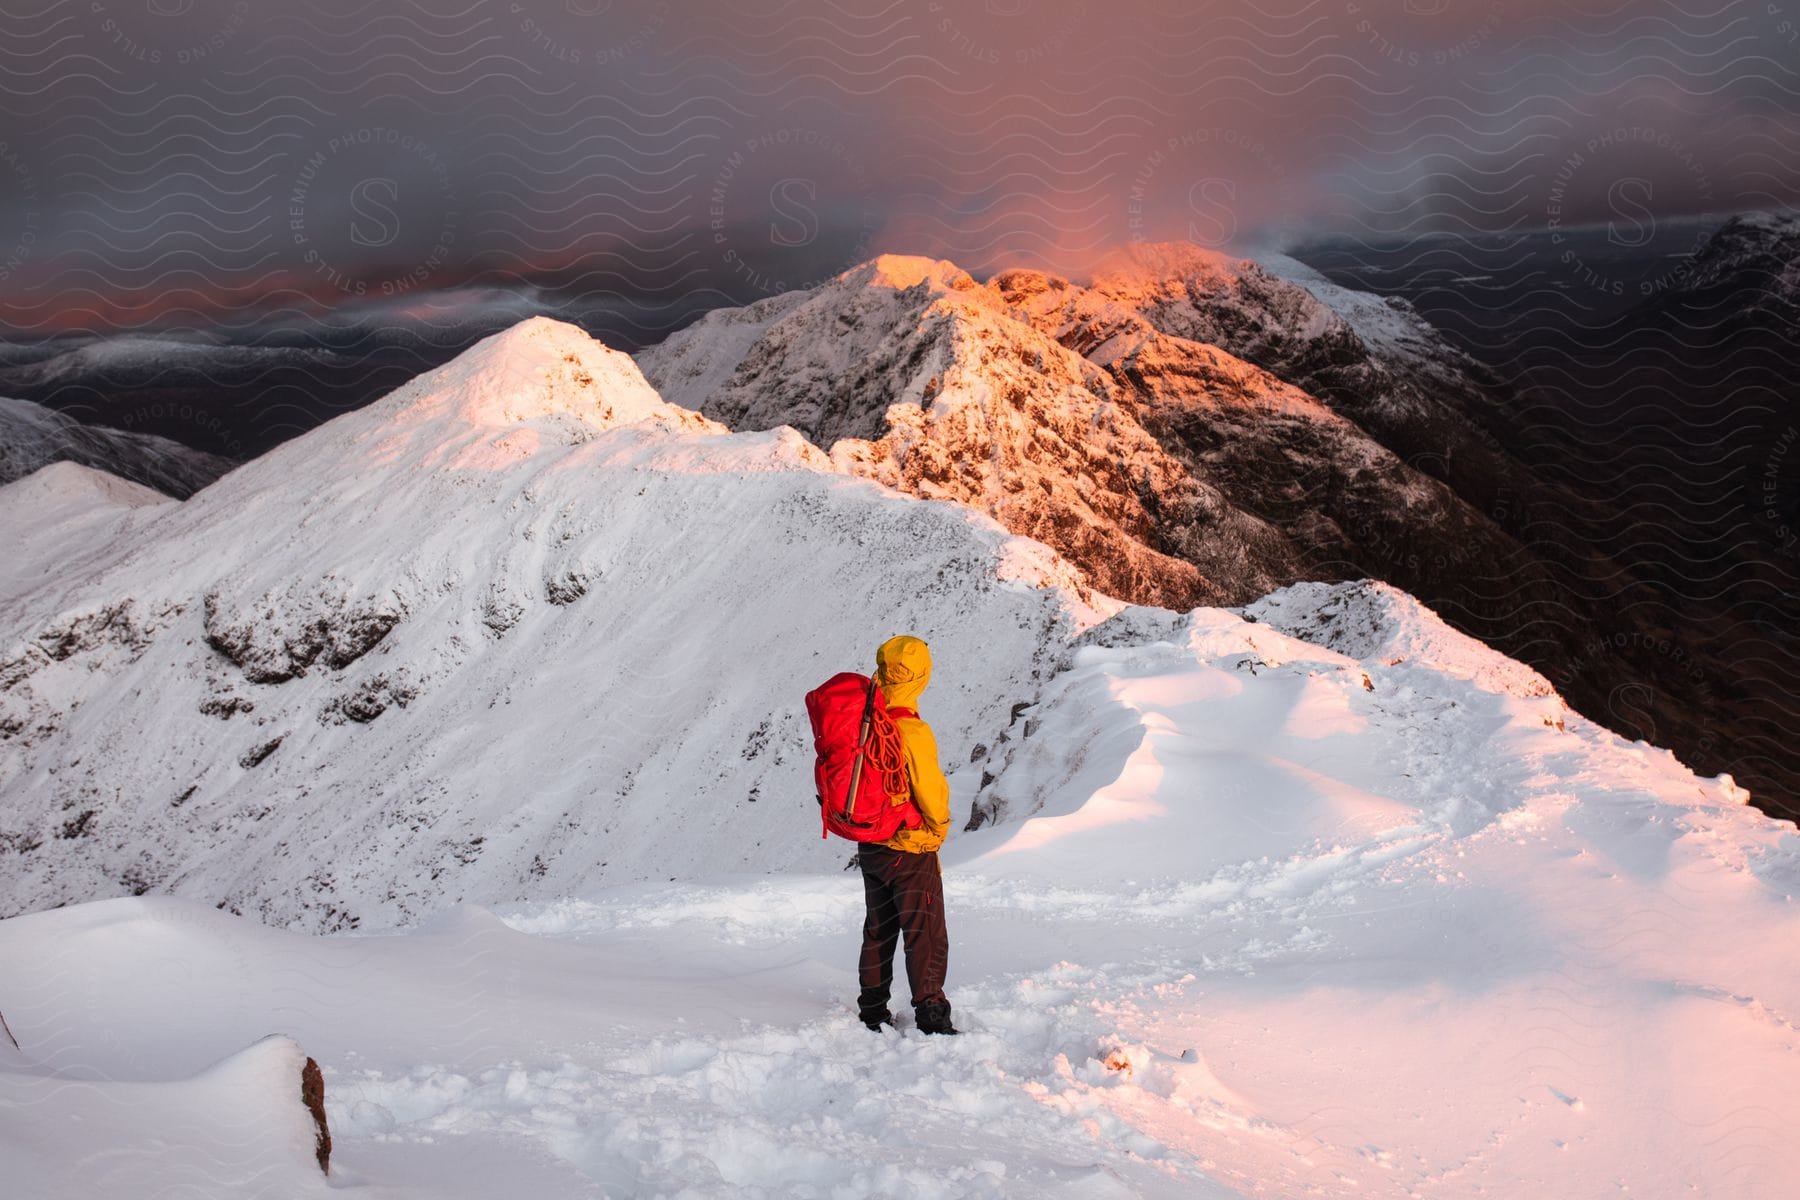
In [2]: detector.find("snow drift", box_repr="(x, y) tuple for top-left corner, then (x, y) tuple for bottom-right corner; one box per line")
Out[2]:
(0, 562), (1793, 1196)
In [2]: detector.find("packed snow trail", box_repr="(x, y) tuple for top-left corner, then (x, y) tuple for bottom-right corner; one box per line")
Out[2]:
(4, 594), (1795, 1198)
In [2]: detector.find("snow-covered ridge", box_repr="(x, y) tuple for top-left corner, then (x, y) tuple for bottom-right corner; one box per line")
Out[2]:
(0, 462), (173, 611)
(1086, 241), (1498, 410)
(1245, 578), (1557, 700)
(0, 395), (235, 499)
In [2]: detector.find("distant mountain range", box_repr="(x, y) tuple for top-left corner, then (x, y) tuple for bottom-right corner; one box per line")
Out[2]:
(0, 396), (234, 499)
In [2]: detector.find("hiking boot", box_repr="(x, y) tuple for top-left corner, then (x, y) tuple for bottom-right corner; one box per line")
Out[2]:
(915, 1001), (958, 1036)
(862, 1008), (896, 1032)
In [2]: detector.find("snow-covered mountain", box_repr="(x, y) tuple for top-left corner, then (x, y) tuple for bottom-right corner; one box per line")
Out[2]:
(0, 396), (235, 499)
(1089, 244), (1498, 419)
(1078, 243), (1538, 507)
(1657, 209), (1800, 310)
(3, 314), (1797, 1197)
(0, 317), (1107, 929)
(0, 335), (327, 391)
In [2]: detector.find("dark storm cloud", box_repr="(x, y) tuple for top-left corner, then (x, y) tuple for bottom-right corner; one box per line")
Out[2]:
(0, 0), (1794, 333)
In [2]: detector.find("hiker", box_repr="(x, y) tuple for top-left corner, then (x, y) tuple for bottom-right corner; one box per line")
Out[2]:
(855, 635), (956, 1035)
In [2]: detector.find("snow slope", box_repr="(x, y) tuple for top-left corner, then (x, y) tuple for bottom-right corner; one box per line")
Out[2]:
(0, 461), (173, 607)
(3, 1032), (332, 1198)
(1, 577), (1792, 1198)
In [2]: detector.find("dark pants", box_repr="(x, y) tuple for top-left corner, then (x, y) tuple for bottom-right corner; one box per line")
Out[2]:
(857, 844), (949, 1019)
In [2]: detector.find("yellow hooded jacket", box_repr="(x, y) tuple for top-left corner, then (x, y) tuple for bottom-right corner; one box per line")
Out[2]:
(874, 635), (952, 854)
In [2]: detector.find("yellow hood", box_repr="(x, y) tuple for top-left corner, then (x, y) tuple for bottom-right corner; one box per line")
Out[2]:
(876, 635), (932, 709)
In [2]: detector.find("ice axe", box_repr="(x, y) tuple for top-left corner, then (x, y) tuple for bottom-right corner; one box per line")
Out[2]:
(841, 672), (881, 826)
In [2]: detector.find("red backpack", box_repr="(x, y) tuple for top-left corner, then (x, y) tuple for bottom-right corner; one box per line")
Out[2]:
(804, 672), (923, 842)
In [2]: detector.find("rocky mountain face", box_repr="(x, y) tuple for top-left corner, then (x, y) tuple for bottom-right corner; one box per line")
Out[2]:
(0, 396), (235, 499)
(638, 250), (1612, 718)
(641, 256), (1260, 608)
(1501, 210), (1800, 821)
(1662, 210), (1800, 312)
(1083, 244), (1525, 503)
(639, 254), (1547, 607)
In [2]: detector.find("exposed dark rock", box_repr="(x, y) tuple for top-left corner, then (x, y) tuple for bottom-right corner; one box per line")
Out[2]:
(198, 693), (254, 719)
(239, 737), (284, 769)
(301, 1056), (331, 1174)
(23, 601), (166, 668)
(204, 589), (399, 684)
(323, 674), (417, 724)
(480, 595), (525, 637)
(544, 568), (590, 605)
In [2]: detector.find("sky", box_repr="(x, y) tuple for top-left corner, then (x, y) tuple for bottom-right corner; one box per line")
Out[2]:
(0, 0), (1795, 340)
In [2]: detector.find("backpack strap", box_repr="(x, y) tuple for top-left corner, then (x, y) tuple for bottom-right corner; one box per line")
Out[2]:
(887, 706), (918, 721)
